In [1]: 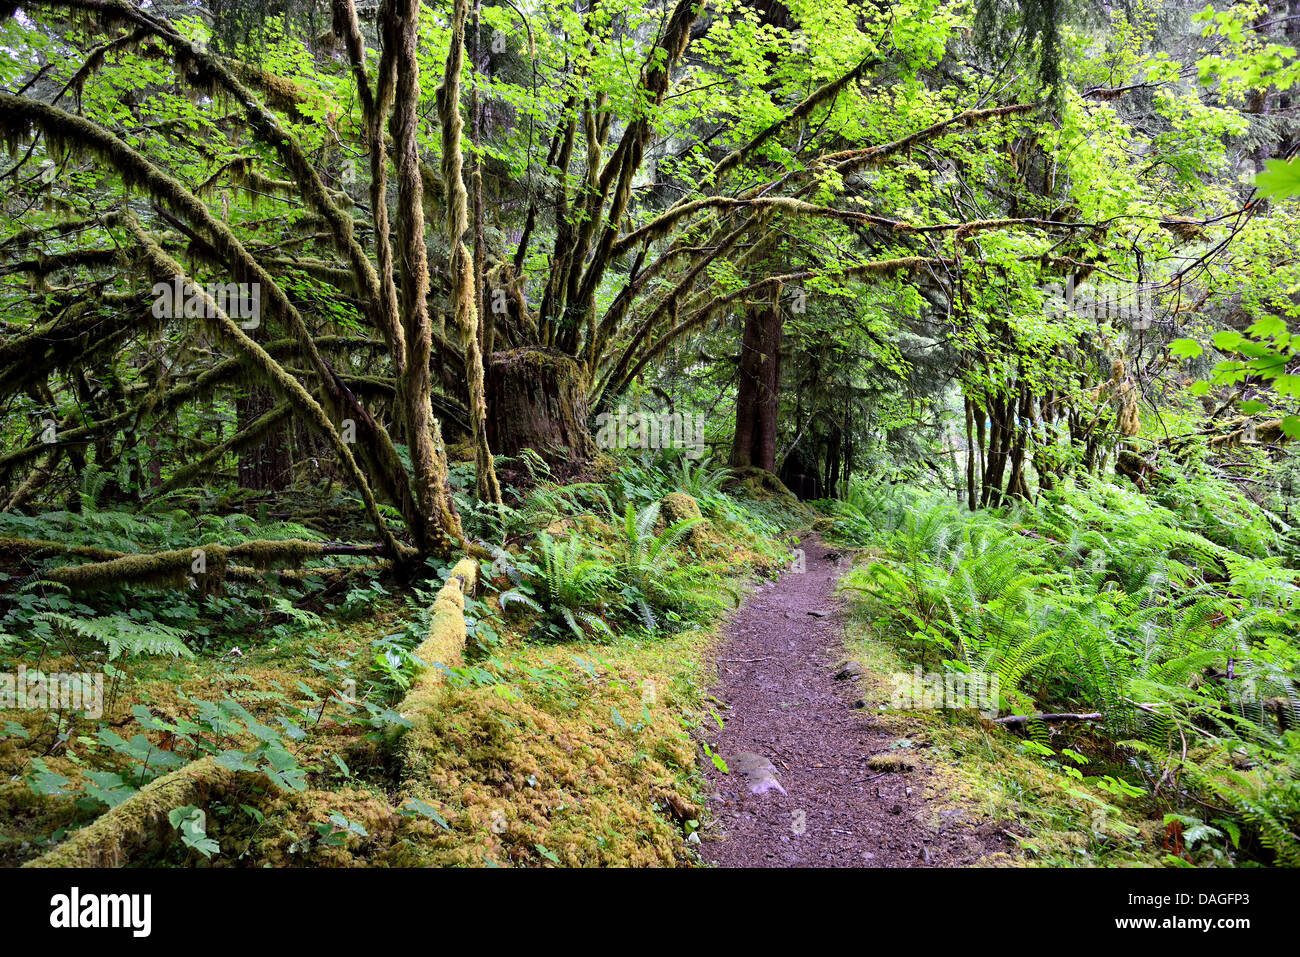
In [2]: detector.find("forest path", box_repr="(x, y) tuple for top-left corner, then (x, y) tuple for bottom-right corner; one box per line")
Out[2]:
(699, 534), (1006, 867)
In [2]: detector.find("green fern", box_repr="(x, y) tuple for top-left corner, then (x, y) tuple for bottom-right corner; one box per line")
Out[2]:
(36, 612), (195, 660)
(500, 533), (614, 641)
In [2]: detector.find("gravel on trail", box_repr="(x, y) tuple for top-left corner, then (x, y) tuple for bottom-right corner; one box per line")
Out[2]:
(700, 534), (1013, 868)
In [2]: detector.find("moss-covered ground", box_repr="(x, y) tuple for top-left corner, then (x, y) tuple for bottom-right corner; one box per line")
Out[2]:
(1, 484), (802, 867)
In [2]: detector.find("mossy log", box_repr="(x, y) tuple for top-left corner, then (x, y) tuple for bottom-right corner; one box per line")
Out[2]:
(24, 757), (267, 867)
(43, 539), (351, 590)
(0, 537), (127, 562)
(397, 556), (479, 722)
(394, 557), (480, 793)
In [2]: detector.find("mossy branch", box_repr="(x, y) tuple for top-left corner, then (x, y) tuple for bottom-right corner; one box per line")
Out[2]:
(116, 214), (404, 556)
(23, 757), (267, 867)
(436, 0), (501, 507)
(152, 402), (293, 496)
(609, 256), (949, 398)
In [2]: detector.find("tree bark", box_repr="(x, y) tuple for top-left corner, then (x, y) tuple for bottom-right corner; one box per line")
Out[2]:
(486, 348), (595, 468)
(236, 384), (291, 491)
(731, 299), (783, 471)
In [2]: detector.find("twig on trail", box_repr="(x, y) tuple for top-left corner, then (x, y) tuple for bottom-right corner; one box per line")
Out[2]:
(719, 656), (773, 663)
(851, 771), (891, 784)
(992, 711), (1103, 727)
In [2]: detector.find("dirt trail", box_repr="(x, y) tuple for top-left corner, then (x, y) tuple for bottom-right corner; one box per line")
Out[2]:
(700, 534), (1008, 867)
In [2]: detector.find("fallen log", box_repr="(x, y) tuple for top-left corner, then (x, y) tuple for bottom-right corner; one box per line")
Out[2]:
(41, 539), (387, 590)
(393, 557), (479, 804)
(23, 756), (268, 867)
(397, 557), (479, 719)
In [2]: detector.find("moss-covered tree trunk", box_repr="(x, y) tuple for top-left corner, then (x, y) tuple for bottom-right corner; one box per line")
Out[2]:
(486, 348), (594, 467)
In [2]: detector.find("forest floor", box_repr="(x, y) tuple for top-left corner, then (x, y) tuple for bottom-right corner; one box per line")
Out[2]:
(700, 534), (1015, 867)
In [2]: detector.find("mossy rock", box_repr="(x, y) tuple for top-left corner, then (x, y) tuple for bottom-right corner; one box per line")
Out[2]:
(723, 466), (808, 512)
(659, 492), (708, 545)
(867, 752), (917, 773)
(660, 491), (702, 522)
(445, 438), (477, 463)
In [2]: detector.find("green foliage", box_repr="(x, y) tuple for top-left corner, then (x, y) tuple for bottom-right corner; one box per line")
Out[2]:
(836, 475), (1300, 865)
(36, 612), (195, 661)
(613, 502), (715, 632)
(169, 804), (220, 858)
(500, 533), (616, 642)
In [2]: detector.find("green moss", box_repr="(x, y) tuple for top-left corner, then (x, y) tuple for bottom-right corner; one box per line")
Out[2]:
(724, 466), (809, 513)
(659, 492), (708, 545)
(24, 757), (267, 868)
(393, 631), (711, 867)
(659, 492), (702, 522)
(396, 557), (478, 725)
(867, 753), (917, 773)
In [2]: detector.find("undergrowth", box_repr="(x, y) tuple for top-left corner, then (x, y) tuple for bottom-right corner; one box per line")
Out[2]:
(827, 473), (1300, 866)
(0, 449), (805, 866)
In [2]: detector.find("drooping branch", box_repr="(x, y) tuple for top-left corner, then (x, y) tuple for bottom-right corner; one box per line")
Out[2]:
(118, 214), (406, 557)
(821, 103), (1038, 177)
(704, 51), (883, 185)
(608, 256), (950, 399)
(8, 0), (402, 363)
(0, 90), (446, 551)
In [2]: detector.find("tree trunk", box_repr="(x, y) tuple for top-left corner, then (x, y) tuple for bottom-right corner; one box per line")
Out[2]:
(965, 398), (978, 510)
(982, 398), (1008, 508)
(824, 421), (842, 499)
(730, 300), (783, 471)
(236, 385), (291, 491)
(486, 347), (594, 468)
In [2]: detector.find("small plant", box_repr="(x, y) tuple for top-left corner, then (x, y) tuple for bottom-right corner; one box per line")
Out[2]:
(169, 805), (220, 859)
(614, 502), (706, 632)
(500, 533), (615, 641)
